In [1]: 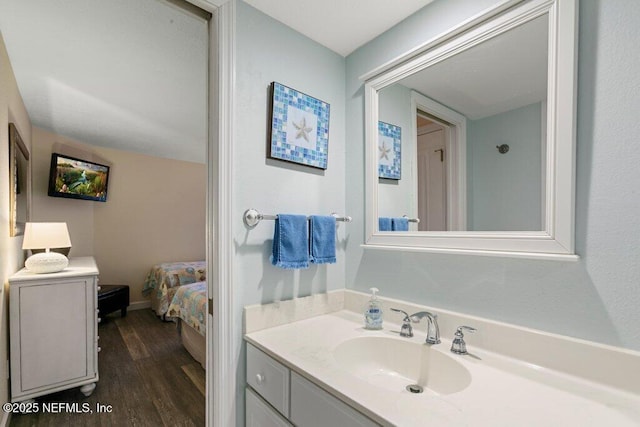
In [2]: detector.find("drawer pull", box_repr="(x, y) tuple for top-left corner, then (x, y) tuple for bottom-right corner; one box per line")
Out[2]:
(256, 373), (265, 385)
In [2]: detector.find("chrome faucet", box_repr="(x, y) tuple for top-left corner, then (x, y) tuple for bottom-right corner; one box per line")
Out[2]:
(390, 308), (413, 337)
(410, 311), (441, 344)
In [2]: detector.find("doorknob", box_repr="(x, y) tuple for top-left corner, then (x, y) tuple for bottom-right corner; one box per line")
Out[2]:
(435, 148), (444, 162)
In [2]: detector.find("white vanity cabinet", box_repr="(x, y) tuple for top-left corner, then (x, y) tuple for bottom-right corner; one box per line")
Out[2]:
(9, 257), (100, 402)
(246, 343), (378, 427)
(289, 372), (378, 427)
(246, 388), (291, 427)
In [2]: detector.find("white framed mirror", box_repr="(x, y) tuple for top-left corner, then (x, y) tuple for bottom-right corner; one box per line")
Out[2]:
(363, 0), (578, 259)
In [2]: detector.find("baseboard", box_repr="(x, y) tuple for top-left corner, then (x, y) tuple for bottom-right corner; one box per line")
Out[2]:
(128, 300), (151, 311)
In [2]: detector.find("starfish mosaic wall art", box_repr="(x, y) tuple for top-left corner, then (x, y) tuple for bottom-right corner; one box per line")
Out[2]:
(268, 82), (330, 169)
(378, 121), (401, 179)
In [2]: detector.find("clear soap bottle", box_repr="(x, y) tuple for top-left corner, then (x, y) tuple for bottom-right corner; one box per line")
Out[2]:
(364, 287), (383, 330)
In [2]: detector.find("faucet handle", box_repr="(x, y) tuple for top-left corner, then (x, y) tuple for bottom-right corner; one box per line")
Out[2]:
(390, 308), (410, 322)
(451, 325), (476, 355)
(391, 308), (413, 337)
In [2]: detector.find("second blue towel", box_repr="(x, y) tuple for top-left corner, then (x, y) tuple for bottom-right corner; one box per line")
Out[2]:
(309, 215), (336, 264)
(392, 217), (409, 231)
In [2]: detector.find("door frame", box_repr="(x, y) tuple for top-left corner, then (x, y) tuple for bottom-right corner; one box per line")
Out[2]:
(183, 0), (235, 425)
(204, 2), (235, 427)
(411, 90), (467, 231)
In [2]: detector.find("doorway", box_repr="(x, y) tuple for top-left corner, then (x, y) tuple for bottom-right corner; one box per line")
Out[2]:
(411, 91), (467, 231)
(416, 113), (450, 231)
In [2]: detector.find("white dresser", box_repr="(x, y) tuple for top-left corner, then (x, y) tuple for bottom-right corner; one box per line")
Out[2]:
(9, 256), (100, 402)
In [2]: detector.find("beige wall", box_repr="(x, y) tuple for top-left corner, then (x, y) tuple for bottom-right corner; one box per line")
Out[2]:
(0, 32), (32, 414)
(32, 127), (206, 305)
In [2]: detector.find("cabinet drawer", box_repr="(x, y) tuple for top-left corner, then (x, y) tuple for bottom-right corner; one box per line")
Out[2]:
(246, 387), (292, 427)
(247, 344), (290, 417)
(290, 372), (378, 427)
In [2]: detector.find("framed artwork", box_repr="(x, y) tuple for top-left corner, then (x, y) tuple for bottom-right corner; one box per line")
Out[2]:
(378, 121), (401, 179)
(268, 82), (330, 169)
(8, 123), (30, 237)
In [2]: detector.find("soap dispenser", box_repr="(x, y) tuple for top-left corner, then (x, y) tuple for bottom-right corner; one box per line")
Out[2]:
(364, 287), (383, 330)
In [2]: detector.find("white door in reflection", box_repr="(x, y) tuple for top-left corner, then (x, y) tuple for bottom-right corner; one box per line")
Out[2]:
(417, 115), (448, 231)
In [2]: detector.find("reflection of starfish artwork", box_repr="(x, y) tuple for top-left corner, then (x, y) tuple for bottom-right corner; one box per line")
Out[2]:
(379, 141), (391, 160)
(292, 117), (313, 142)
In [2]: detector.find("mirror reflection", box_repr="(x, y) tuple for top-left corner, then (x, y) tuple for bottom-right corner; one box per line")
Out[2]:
(377, 15), (548, 232)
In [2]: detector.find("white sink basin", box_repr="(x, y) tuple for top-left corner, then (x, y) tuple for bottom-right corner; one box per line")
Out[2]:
(333, 336), (471, 396)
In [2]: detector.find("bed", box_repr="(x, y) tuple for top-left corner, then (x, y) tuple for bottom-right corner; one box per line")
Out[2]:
(167, 281), (207, 367)
(142, 261), (206, 317)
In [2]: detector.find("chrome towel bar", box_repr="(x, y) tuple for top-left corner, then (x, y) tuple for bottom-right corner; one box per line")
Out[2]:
(402, 215), (420, 223)
(243, 208), (352, 228)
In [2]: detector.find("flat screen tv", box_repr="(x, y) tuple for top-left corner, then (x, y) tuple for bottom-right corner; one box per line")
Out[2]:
(48, 153), (110, 202)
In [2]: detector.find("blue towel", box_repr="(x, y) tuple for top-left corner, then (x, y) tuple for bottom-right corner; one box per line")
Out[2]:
(270, 214), (309, 269)
(379, 217), (392, 231)
(309, 215), (336, 264)
(392, 217), (409, 231)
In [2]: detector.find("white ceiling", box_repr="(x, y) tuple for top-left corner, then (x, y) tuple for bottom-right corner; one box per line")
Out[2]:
(0, 0), (433, 162)
(243, 0), (434, 57)
(0, 0), (208, 163)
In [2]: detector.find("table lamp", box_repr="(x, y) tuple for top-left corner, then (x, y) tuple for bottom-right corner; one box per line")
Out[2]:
(22, 222), (72, 273)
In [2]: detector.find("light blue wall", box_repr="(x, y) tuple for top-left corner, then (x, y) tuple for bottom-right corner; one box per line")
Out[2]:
(233, 1), (345, 305)
(345, 0), (640, 351)
(232, 0), (346, 423)
(467, 102), (543, 231)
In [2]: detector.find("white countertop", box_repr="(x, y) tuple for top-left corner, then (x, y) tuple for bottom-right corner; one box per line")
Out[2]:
(245, 310), (640, 426)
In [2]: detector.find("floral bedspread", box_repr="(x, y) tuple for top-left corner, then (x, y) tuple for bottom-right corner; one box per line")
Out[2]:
(167, 281), (207, 335)
(142, 261), (206, 316)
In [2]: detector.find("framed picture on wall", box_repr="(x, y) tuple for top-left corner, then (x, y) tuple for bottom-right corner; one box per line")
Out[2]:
(378, 121), (401, 179)
(268, 82), (330, 170)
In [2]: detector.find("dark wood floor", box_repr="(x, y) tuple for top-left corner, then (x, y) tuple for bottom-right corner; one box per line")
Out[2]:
(10, 309), (205, 427)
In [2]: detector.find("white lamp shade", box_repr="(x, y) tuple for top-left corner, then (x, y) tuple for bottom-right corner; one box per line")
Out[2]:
(22, 222), (72, 274)
(22, 222), (72, 250)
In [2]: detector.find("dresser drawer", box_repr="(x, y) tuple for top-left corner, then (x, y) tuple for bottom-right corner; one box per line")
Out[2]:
(246, 344), (290, 417)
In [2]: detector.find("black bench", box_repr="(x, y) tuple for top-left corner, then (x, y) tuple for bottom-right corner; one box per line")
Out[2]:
(98, 285), (130, 318)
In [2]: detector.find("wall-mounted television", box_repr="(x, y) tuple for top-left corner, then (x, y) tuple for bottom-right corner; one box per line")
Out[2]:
(48, 153), (110, 202)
